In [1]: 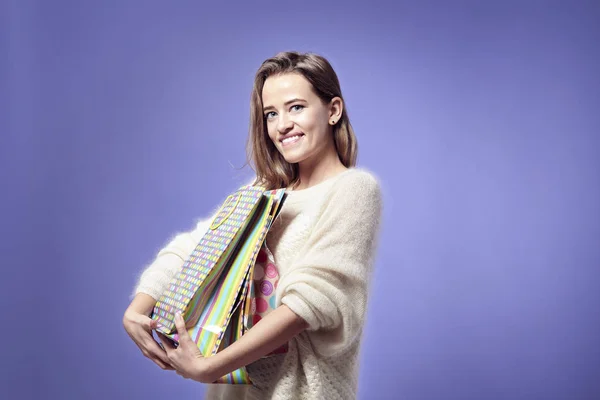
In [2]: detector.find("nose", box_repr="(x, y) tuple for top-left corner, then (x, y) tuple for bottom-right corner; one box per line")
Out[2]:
(276, 113), (293, 134)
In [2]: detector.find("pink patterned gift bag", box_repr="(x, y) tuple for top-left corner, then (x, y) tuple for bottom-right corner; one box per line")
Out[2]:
(245, 242), (289, 356)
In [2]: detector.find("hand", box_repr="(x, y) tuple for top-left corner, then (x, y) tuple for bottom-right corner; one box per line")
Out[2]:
(157, 313), (213, 383)
(122, 308), (174, 370)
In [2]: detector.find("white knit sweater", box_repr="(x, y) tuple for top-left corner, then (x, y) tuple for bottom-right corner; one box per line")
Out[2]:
(132, 167), (383, 400)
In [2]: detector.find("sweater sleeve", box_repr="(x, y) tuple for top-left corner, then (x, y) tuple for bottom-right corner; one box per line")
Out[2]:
(276, 172), (384, 356)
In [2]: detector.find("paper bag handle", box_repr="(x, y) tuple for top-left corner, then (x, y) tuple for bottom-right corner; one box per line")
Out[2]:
(210, 192), (242, 230)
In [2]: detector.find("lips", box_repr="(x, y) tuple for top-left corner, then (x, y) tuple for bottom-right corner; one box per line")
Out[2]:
(279, 133), (304, 147)
(279, 133), (304, 143)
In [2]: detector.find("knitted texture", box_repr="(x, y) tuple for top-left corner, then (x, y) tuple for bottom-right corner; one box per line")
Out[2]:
(132, 167), (383, 400)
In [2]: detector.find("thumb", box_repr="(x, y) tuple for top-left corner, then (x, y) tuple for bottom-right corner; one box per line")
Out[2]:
(174, 313), (191, 343)
(141, 314), (157, 330)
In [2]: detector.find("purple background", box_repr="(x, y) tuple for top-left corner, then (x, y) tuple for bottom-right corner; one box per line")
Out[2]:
(2, 1), (599, 399)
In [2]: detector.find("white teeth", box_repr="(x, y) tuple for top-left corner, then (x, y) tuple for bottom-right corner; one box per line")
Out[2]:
(282, 135), (302, 144)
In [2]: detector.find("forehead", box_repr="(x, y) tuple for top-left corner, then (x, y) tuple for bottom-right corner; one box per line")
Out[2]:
(262, 73), (317, 105)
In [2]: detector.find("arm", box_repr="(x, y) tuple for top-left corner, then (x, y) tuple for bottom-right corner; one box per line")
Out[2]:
(123, 213), (220, 370)
(125, 293), (157, 316)
(276, 171), (384, 356)
(201, 305), (308, 382)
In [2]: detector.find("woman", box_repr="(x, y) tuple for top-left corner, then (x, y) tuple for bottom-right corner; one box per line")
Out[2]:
(123, 51), (383, 399)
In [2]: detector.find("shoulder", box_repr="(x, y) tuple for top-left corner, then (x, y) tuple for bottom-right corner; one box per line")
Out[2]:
(331, 167), (382, 198)
(318, 167), (383, 214)
(315, 167), (383, 233)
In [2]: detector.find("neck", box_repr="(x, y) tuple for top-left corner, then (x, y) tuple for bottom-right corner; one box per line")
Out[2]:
(293, 145), (347, 191)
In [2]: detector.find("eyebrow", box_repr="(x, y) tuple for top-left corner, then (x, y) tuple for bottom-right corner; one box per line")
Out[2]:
(263, 98), (307, 112)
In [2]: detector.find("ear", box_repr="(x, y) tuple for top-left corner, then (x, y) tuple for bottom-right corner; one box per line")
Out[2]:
(328, 97), (344, 122)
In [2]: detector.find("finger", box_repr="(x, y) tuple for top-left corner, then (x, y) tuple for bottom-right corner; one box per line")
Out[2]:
(154, 358), (175, 371)
(140, 344), (174, 370)
(174, 313), (191, 343)
(152, 353), (175, 370)
(176, 370), (189, 379)
(145, 316), (159, 331)
(157, 333), (176, 351)
(135, 313), (157, 332)
(145, 337), (175, 365)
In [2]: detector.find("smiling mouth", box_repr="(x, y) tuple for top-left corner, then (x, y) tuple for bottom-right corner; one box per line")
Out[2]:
(281, 134), (304, 146)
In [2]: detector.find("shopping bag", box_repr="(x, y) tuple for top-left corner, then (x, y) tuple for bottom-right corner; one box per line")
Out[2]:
(151, 184), (286, 384)
(241, 243), (289, 355)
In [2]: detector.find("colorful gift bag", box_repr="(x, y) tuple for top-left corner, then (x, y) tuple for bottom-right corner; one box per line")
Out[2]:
(151, 185), (286, 384)
(242, 243), (288, 355)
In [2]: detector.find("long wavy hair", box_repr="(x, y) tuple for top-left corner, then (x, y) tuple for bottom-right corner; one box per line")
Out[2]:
(246, 51), (358, 190)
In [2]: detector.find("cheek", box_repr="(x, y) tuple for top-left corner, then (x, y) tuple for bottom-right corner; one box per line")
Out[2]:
(266, 125), (277, 143)
(296, 111), (322, 131)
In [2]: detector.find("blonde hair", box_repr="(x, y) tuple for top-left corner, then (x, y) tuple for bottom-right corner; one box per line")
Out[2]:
(245, 51), (358, 190)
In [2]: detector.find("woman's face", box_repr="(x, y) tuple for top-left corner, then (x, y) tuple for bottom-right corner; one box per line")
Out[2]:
(262, 73), (337, 165)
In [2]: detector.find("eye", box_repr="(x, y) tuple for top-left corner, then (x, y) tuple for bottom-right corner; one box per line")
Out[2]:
(264, 105), (304, 120)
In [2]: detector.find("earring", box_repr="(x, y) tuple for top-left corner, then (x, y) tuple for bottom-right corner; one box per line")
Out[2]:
(330, 119), (336, 124)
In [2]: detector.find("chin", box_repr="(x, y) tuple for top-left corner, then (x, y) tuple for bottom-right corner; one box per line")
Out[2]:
(276, 147), (303, 164)
(280, 146), (320, 165)
(282, 154), (305, 164)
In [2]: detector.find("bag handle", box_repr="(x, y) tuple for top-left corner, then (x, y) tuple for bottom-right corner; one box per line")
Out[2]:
(210, 192), (242, 230)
